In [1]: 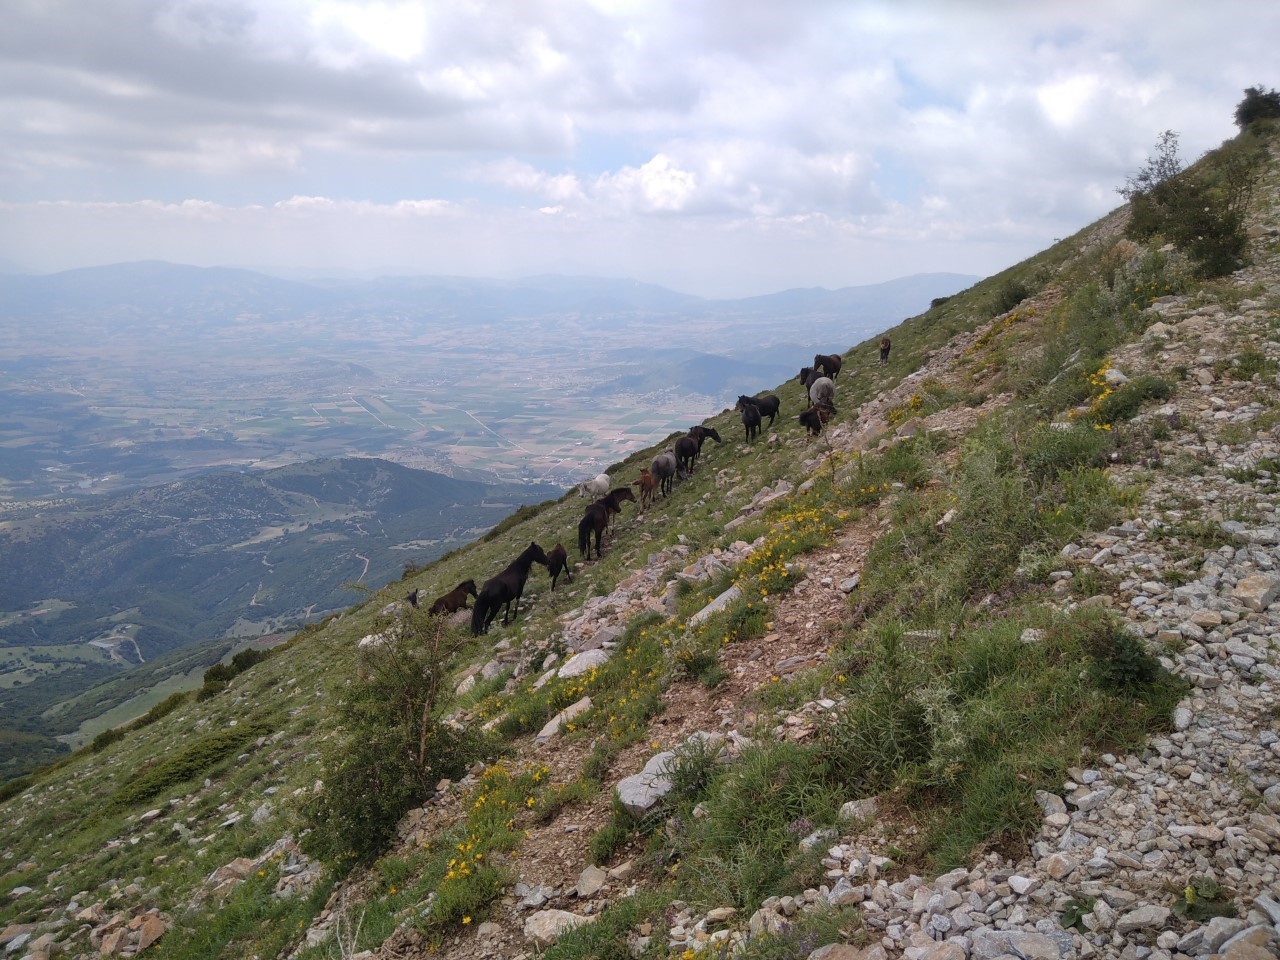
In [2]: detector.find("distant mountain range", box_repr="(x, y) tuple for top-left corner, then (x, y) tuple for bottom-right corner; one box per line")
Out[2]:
(0, 261), (977, 331)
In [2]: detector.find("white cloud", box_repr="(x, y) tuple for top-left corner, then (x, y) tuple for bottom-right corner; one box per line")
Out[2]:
(1, 1), (1278, 295)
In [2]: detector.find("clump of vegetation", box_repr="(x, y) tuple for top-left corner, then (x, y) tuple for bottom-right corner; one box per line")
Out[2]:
(109, 716), (278, 810)
(303, 612), (496, 865)
(1235, 85), (1280, 129)
(1172, 875), (1238, 921)
(1119, 128), (1265, 278)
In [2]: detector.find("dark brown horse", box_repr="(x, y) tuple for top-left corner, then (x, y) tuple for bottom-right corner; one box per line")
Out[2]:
(429, 580), (477, 615)
(547, 543), (574, 590)
(740, 402), (761, 442)
(814, 353), (843, 379)
(674, 435), (699, 477)
(688, 425), (722, 451)
(604, 486), (637, 532)
(471, 542), (550, 635)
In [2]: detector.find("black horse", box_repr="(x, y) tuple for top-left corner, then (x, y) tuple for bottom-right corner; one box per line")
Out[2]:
(578, 489), (635, 560)
(737, 394), (780, 428)
(429, 579), (477, 615)
(798, 406), (831, 437)
(604, 486), (637, 532)
(741, 402), (761, 442)
(547, 543), (574, 590)
(651, 450), (678, 497)
(471, 542), (550, 635)
(814, 353), (843, 379)
(688, 425), (722, 452)
(674, 435), (699, 477)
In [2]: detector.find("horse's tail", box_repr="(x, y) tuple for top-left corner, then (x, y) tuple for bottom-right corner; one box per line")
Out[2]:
(578, 514), (590, 557)
(470, 593), (489, 635)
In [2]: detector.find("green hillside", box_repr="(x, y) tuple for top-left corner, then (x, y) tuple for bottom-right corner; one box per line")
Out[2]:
(0, 117), (1277, 960)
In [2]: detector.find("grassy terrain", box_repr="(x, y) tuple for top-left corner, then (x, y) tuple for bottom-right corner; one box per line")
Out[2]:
(0, 123), (1272, 960)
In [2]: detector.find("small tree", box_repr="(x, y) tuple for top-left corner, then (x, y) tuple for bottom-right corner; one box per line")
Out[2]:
(1118, 129), (1183, 202)
(1119, 130), (1258, 279)
(1234, 86), (1280, 129)
(303, 610), (494, 864)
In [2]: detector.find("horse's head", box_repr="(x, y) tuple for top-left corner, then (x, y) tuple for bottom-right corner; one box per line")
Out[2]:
(614, 487), (637, 503)
(526, 541), (550, 566)
(461, 579), (478, 597)
(705, 427), (722, 443)
(405, 588), (420, 607)
(735, 395), (750, 410)
(798, 366), (813, 383)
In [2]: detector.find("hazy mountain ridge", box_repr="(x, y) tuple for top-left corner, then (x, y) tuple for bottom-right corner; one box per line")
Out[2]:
(0, 263), (973, 323)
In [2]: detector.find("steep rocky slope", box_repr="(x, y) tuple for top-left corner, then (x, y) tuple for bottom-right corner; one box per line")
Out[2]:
(2, 126), (1279, 960)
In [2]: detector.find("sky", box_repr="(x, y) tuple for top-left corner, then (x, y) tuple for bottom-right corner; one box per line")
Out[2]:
(1, 1), (1276, 298)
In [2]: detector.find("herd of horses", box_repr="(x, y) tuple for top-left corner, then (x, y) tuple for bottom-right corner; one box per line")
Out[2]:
(396, 350), (851, 637)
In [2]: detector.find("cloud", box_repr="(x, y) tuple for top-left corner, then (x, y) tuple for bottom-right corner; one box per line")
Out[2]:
(1, 1), (1278, 295)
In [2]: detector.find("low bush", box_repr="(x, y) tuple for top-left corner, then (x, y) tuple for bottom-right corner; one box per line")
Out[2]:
(110, 717), (277, 810)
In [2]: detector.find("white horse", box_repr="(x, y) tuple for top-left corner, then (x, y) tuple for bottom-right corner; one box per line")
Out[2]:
(578, 473), (610, 498)
(808, 376), (836, 412)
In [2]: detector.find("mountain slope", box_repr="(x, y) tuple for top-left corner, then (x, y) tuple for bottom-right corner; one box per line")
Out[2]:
(0, 457), (557, 769)
(0, 123), (1277, 960)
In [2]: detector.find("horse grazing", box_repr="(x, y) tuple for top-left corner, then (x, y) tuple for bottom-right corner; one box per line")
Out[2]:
(737, 394), (780, 428)
(741, 402), (762, 442)
(808, 376), (836, 413)
(814, 353), (843, 379)
(429, 579), (478, 615)
(674, 435), (699, 477)
(547, 543), (574, 590)
(604, 486), (637, 531)
(579, 473), (610, 498)
(798, 406), (831, 437)
(632, 467), (658, 510)
(651, 450), (678, 498)
(688, 425), (722, 451)
(471, 542), (550, 635)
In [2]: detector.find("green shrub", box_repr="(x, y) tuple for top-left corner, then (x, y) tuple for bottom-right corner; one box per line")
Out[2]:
(992, 278), (1031, 315)
(130, 690), (192, 729)
(90, 727), (126, 752)
(302, 611), (494, 864)
(674, 742), (840, 910)
(1121, 129), (1262, 278)
(1022, 423), (1110, 483)
(110, 718), (276, 809)
(231, 647), (271, 672)
(203, 663), (236, 683)
(1235, 86), (1280, 129)
(195, 679), (228, 701)
(1089, 374), (1174, 424)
